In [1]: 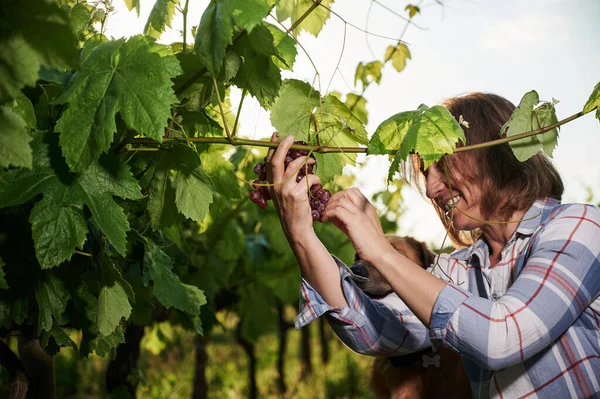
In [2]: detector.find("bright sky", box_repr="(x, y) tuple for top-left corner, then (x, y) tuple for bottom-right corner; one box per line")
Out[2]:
(105, 0), (600, 246)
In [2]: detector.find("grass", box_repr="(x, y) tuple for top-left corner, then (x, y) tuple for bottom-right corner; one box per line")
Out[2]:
(1, 309), (378, 399)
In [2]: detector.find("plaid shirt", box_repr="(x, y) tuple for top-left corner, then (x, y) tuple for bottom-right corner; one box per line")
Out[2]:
(296, 198), (600, 398)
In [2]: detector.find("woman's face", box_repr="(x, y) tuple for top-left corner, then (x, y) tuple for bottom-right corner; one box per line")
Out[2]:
(423, 159), (485, 231)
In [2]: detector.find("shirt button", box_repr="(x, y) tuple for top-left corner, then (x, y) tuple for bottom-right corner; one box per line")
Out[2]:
(491, 293), (499, 300)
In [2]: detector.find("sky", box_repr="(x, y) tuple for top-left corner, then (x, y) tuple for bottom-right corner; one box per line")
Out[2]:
(104, 0), (600, 246)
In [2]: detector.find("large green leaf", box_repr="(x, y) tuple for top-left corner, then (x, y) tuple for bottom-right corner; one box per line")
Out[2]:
(194, 0), (234, 77)
(583, 81), (600, 120)
(98, 282), (131, 336)
(171, 146), (215, 223)
(147, 145), (214, 229)
(147, 160), (180, 230)
(36, 272), (70, 333)
(276, 0), (334, 37)
(312, 95), (368, 184)
(54, 35), (182, 171)
(143, 240), (206, 315)
(0, 93), (35, 169)
(502, 90), (559, 162)
(379, 105), (465, 182)
(145, 0), (180, 39)
(232, 24), (284, 107)
(397, 105), (465, 169)
(229, 0), (275, 32)
(0, 0), (78, 103)
(0, 132), (142, 268)
(368, 110), (419, 155)
(271, 79), (368, 185)
(270, 79), (320, 140)
(265, 24), (297, 71)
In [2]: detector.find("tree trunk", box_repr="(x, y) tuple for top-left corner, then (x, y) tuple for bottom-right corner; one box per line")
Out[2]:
(276, 303), (292, 396)
(105, 324), (145, 396)
(0, 338), (28, 399)
(17, 337), (54, 399)
(299, 326), (312, 378)
(236, 324), (257, 399)
(192, 335), (209, 399)
(318, 317), (330, 365)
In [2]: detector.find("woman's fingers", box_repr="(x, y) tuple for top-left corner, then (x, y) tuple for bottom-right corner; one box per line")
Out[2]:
(269, 135), (295, 185)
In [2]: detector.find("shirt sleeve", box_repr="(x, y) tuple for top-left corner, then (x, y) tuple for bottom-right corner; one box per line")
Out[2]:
(429, 204), (600, 370)
(295, 255), (432, 356)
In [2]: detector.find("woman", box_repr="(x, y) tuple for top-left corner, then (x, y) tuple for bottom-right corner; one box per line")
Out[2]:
(265, 93), (600, 398)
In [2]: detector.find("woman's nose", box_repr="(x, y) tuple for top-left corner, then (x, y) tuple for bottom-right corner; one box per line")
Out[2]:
(425, 162), (445, 200)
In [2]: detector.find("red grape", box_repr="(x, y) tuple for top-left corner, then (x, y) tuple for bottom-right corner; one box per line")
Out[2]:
(251, 140), (332, 222)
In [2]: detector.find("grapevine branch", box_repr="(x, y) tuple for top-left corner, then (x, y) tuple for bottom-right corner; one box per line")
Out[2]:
(129, 108), (591, 155)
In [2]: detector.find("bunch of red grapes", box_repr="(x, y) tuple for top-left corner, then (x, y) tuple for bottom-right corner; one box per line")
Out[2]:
(250, 141), (331, 222)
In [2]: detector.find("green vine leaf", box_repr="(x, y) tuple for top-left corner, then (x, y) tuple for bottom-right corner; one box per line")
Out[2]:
(502, 90), (559, 162)
(143, 240), (207, 315)
(372, 105), (465, 182)
(54, 35), (182, 171)
(0, 0), (78, 103)
(232, 24), (284, 107)
(122, 0), (141, 16)
(171, 147), (215, 224)
(40, 321), (77, 354)
(384, 43), (411, 72)
(98, 282), (131, 336)
(36, 272), (70, 333)
(355, 61), (383, 87)
(276, 0), (334, 37)
(345, 94), (368, 124)
(0, 92), (35, 169)
(147, 145), (214, 229)
(229, 0), (275, 32)
(69, 3), (92, 39)
(145, 0), (180, 39)
(583, 81), (600, 120)
(147, 160), (180, 230)
(271, 80), (368, 185)
(194, 0), (233, 77)
(83, 327), (125, 357)
(0, 132), (142, 267)
(368, 109), (419, 156)
(270, 79), (320, 139)
(405, 4), (421, 18)
(265, 23), (297, 71)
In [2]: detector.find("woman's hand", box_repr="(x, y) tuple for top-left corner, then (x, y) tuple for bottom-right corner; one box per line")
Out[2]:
(265, 134), (321, 240)
(321, 188), (391, 265)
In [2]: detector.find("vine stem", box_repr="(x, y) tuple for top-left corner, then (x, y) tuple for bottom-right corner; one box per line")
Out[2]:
(213, 77), (233, 142)
(454, 110), (587, 153)
(182, 0), (190, 52)
(232, 88), (247, 138)
(128, 109), (591, 154)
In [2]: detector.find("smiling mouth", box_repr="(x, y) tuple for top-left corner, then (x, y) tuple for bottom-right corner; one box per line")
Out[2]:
(443, 195), (461, 212)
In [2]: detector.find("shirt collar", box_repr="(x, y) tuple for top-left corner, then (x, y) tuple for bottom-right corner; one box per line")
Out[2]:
(450, 198), (559, 262)
(514, 197), (559, 236)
